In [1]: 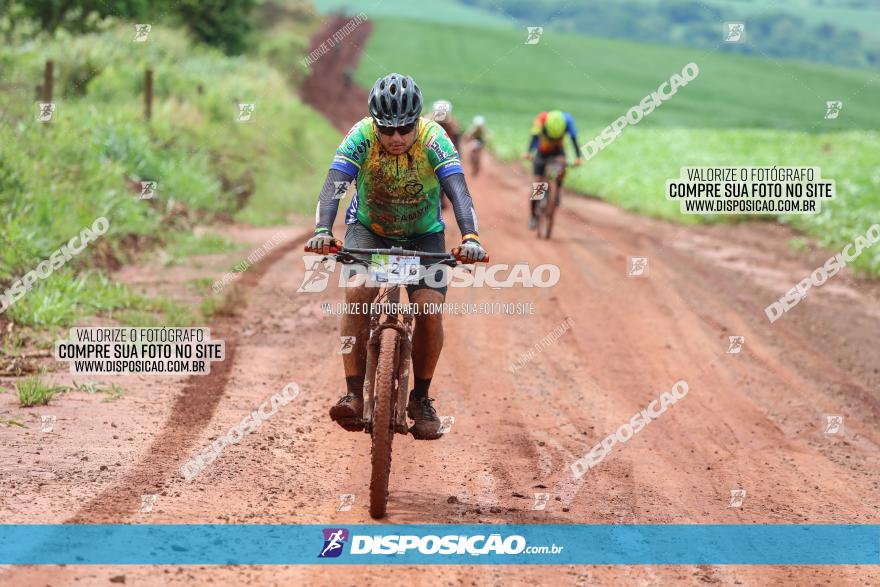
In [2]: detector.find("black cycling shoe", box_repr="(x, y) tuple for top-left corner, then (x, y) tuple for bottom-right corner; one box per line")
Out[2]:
(406, 396), (443, 440)
(329, 393), (364, 431)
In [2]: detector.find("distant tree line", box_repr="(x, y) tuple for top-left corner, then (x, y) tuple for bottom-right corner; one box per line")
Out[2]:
(462, 0), (880, 69)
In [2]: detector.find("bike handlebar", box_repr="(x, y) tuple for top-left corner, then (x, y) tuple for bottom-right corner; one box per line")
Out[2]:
(337, 246), (452, 258)
(303, 245), (489, 264)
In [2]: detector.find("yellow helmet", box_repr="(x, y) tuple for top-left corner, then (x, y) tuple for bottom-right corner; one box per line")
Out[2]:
(545, 110), (566, 139)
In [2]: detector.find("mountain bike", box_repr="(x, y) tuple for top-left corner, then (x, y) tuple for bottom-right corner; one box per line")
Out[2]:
(469, 139), (484, 177)
(327, 245), (488, 518)
(535, 154), (566, 240)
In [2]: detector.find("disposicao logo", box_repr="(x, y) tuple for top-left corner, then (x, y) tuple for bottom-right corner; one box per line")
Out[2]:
(318, 528), (349, 558)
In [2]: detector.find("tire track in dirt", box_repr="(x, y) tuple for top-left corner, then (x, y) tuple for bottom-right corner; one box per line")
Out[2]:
(67, 236), (311, 523)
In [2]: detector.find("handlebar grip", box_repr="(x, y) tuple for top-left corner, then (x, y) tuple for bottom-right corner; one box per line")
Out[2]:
(453, 253), (490, 264)
(303, 244), (341, 253)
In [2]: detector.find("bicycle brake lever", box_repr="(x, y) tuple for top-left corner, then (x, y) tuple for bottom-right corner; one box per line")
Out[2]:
(452, 253), (490, 265)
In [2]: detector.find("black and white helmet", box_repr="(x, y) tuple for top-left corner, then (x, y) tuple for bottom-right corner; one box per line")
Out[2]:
(368, 73), (422, 127)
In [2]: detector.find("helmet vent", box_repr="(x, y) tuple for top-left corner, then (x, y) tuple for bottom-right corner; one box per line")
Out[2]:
(368, 73), (423, 127)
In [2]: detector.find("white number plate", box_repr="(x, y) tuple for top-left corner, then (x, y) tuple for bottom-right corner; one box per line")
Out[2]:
(370, 254), (421, 284)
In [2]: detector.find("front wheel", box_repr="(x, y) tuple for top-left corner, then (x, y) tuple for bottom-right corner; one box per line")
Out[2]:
(369, 327), (399, 519)
(536, 183), (554, 239)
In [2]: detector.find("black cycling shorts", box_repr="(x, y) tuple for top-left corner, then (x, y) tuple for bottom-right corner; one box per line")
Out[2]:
(532, 150), (566, 176)
(343, 221), (448, 297)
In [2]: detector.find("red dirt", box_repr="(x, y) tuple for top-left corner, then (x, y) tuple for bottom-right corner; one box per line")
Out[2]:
(301, 15), (372, 132)
(1, 15), (879, 587)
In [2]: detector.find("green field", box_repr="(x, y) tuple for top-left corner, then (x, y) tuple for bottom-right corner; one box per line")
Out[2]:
(356, 18), (879, 130)
(696, 0), (880, 43)
(313, 0), (516, 27)
(353, 17), (880, 275)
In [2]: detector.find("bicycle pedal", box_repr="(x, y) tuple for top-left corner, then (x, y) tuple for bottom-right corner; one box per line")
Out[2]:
(334, 417), (365, 432)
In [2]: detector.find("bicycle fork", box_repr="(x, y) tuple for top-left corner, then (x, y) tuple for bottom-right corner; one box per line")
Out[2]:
(394, 319), (413, 434)
(361, 302), (414, 435)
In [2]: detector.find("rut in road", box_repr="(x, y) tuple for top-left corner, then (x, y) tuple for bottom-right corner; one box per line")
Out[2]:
(67, 237), (308, 523)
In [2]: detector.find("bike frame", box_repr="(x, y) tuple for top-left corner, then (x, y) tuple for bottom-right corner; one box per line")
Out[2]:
(332, 246), (457, 434)
(536, 154), (567, 238)
(544, 154), (567, 194)
(314, 243), (487, 518)
(362, 283), (412, 434)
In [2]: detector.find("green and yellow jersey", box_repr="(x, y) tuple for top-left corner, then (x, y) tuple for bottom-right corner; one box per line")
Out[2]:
(330, 117), (463, 239)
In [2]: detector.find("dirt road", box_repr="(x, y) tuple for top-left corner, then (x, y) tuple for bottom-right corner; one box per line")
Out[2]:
(2, 16), (879, 587)
(301, 15), (371, 132)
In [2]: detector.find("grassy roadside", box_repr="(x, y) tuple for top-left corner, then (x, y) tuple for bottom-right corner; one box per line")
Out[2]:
(0, 12), (339, 331)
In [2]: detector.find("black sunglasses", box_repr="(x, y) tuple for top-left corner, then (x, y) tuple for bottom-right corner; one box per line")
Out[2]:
(376, 121), (417, 136)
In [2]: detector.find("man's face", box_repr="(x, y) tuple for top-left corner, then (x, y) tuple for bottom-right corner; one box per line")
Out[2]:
(375, 121), (417, 155)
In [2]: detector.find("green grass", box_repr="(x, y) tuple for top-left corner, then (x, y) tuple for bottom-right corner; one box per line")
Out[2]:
(358, 18), (879, 132)
(3, 268), (201, 328)
(313, 0), (516, 28)
(1, 328), (26, 356)
(5, 270), (142, 328)
(0, 22), (341, 328)
(318, 0), (880, 43)
(0, 417), (27, 428)
(356, 17), (880, 274)
(788, 236), (811, 254)
(200, 286), (243, 321)
(115, 296), (197, 327)
(14, 378), (126, 408)
(71, 380), (126, 402)
(16, 375), (66, 407)
(696, 0), (880, 43)
(162, 232), (240, 266)
(187, 277), (215, 292)
(556, 128), (880, 275)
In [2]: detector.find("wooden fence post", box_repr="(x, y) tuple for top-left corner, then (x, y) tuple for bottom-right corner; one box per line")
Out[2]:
(42, 60), (53, 103)
(144, 69), (153, 121)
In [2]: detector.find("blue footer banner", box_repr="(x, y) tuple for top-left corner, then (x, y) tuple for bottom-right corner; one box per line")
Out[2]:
(0, 524), (877, 565)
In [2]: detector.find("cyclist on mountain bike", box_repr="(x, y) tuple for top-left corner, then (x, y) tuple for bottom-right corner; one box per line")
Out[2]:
(430, 99), (461, 151)
(522, 110), (582, 229)
(462, 115), (488, 176)
(304, 73), (488, 440)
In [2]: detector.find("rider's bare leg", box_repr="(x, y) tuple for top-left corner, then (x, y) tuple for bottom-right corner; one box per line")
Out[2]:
(330, 276), (379, 430)
(341, 279), (379, 381)
(409, 288), (444, 379)
(407, 287), (445, 439)
(557, 168), (565, 206)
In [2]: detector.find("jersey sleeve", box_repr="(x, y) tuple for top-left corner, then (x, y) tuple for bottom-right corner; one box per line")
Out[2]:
(530, 112), (546, 135)
(564, 112), (582, 157)
(330, 118), (371, 177)
(564, 112), (579, 141)
(424, 121), (462, 180)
